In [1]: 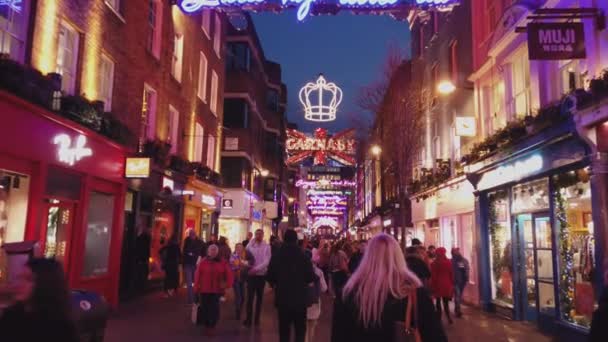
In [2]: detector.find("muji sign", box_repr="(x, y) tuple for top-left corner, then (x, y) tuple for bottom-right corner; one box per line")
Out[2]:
(178, 0), (459, 21)
(527, 22), (586, 60)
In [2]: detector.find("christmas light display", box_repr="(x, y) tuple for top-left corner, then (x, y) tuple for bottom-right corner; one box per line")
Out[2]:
(299, 75), (342, 122)
(286, 128), (356, 166)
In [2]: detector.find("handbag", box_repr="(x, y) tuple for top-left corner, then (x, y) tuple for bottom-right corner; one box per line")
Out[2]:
(393, 289), (422, 342)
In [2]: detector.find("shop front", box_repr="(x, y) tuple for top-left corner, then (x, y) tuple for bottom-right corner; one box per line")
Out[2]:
(410, 177), (478, 305)
(183, 177), (222, 242)
(219, 189), (268, 248)
(468, 127), (599, 338)
(0, 92), (127, 306)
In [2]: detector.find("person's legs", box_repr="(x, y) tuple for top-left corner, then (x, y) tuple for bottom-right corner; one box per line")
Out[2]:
(244, 278), (255, 325)
(306, 319), (318, 342)
(209, 294), (221, 327)
(278, 308), (292, 342)
(184, 264), (195, 304)
(443, 297), (453, 323)
(233, 280), (243, 319)
(435, 297), (442, 319)
(253, 276), (266, 325)
(454, 284), (463, 317)
(294, 308), (307, 342)
(200, 294), (211, 327)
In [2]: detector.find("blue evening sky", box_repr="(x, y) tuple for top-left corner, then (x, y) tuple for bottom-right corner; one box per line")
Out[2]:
(252, 11), (410, 134)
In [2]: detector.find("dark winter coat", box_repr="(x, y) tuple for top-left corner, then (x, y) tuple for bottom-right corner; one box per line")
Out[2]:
(0, 302), (79, 342)
(406, 255), (431, 282)
(266, 242), (316, 310)
(182, 237), (203, 266)
(331, 287), (447, 342)
(430, 247), (454, 298)
(348, 251), (364, 273)
(451, 254), (470, 288)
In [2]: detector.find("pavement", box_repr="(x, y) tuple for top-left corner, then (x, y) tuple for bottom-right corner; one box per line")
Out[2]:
(105, 288), (554, 342)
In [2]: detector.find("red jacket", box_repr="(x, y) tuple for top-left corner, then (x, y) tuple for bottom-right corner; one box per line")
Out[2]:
(430, 247), (454, 298)
(194, 258), (234, 294)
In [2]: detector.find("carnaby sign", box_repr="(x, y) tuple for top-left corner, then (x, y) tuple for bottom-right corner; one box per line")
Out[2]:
(527, 22), (586, 60)
(286, 128), (356, 166)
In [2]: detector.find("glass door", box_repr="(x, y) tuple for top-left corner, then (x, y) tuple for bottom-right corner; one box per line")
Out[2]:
(515, 213), (555, 322)
(41, 200), (75, 272)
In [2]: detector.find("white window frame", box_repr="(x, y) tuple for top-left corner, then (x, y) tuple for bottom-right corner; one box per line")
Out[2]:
(143, 84), (158, 140)
(0, 0), (31, 62)
(210, 70), (218, 116)
(201, 10), (211, 39)
(168, 105), (179, 154)
(146, 0), (161, 59)
(213, 13), (221, 58)
(194, 123), (204, 162)
(99, 54), (115, 112)
(56, 21), (80, 95)
(198, 52), (208, 103)
(171, 34), (183, 82)
(206, 135), (215, 170)
(508, 50), (531, 119)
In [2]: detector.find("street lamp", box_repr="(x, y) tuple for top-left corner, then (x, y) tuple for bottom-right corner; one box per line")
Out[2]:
(437, 80), (456, 95)
(260, 169), (269, 177)
(370, 145), (382, 156)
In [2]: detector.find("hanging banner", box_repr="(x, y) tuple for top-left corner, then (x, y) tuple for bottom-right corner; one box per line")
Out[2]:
(286, 128), (356, 166)
(527, 22), (586, 60)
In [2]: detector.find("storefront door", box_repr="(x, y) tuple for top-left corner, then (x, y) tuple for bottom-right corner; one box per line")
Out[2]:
(515, 213), (554, 322)
(41, 200), (76, 273)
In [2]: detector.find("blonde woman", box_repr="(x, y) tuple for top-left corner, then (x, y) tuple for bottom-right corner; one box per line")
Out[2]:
(331, 233), (447, 342)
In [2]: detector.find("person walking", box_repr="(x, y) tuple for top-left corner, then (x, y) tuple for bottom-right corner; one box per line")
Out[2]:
(159, 233), (181, 297)
(183, 228), (203, 304)
(135, 225), (151, 293)
(406, 246), (432, 286)
(244, 228), (271, 327)
(306, 261), (328, 342)
(348, 240), (366, 273)
(267, 229), (316, 342)
(0, 258), (79, 342)
(451, 247), (470, 318)
(230, 243), (254, 320)
(218, 236), (232, 261)
(328, 243), (349, 298)
(194, 244), (234, 336)
(430, 247), (454, 324)
(331, 233), (447, 342)
(242, 231), (253, 248)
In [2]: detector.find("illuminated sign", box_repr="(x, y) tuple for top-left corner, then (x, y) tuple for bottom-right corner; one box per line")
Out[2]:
(222, 199), (233, 209)
(162, 177), (175, 190)
(299, 75), (342, 122)
(454, 117), (476, 137)
(312, 216), (339, 230)
(306, 195), (347, 207)
(309, 207), (344, 216)
(202, 194), (216, 206)
(296, 179), (356, 188)
(527, 23), (586, 60)
(0, 0), (22, 12)
(125, 157), (151, 178)
(286, 128), (356, 166)
(383, 219), (392, 227)
(53, 134), (92, 166)
(477, 155), (543, 190)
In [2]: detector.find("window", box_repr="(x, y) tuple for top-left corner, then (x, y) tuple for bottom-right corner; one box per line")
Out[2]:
(56, 22), (80, 95)
(146, 0), (161, 59)
(0, 0), (30, 62)
(266, 89), (279, 112)
(99, 54), (115, 112)
(226, 42), (251, 71)
(168, 105), (179, 154)
(210, 70), (218, 116)
(559, 60), (583, 95)
(198, 52), (208, 102)
(509, 51), (531, 118)
(223, 99), (248, 128)
(143, 85), (157, 139)
(206, 136), (215, 169)
(82, 191), (115, 277)
(488, 190), (513, 305)
(201, 10), (211, 39)
(213, 13), (221, 57)
(0, 169), (30, 246)
(193, 123), (204, 162)
(492, 81), (505, 130)
(171, 34), (183, 82)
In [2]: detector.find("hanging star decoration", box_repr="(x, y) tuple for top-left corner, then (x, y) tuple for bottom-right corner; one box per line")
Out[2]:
(285, 127), (356, 166)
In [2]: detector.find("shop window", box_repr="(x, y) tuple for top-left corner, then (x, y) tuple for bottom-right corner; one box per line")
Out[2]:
(511, 178), (549, 214)
(56, 21), (80, 95)
(198, 51), (208, 102)
(82, 192), (115, 277)
(488, 190), (513, 306)
(213, 13), (221, 58)
(171, 34), (183, 83)
(210, 70), (218, 116)
(0, 170), (29, 246)
(0, 0), (30, 62)
(99, 54), (115, 112)
(201, 10), (211, 38)
(193, 123), (204, 162)
(553, 169), (596, 328)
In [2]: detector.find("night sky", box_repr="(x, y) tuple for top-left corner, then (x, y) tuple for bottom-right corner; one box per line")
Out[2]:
(252, 11), (410, 135)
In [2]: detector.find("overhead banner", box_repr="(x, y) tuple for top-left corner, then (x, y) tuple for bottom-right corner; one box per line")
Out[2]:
(286, 128), (356, 166)
(527, 22), (586, 60)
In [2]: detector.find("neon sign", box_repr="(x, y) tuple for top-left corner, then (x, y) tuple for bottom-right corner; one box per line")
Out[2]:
(312, 216), (339, 230)
(286, 128), (356, 166)
(296, 179), (356, 188)
(0, 0), (22, 12)
(299, 75), (343, 122)
(53, 134), (92, 166)
(306, 195), (347, 207)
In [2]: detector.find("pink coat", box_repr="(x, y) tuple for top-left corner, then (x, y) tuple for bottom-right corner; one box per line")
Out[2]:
(430, 247), (454, 298)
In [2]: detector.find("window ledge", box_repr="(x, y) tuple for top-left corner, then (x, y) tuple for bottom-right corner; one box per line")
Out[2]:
(104, 2), (126, 24)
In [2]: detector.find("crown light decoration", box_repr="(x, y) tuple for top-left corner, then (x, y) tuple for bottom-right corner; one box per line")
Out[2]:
(299, 75), (343, 122)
